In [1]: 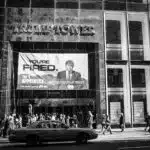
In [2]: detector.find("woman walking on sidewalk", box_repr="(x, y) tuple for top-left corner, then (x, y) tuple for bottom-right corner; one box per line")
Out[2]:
(101, 114), (106, 133)
(103, 115), (112, 135)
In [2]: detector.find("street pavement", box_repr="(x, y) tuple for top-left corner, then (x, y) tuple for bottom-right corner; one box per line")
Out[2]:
(0, 127), (150, 150)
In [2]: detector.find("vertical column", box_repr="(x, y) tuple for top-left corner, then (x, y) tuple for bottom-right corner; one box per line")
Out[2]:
(0, 0), (6, 117)
(79, 0), (105, 127)
(97, 50), (106, 125)
(145, 66), (150, 115)
(97, 0), (106, 126)
(0, 0), (13, 117)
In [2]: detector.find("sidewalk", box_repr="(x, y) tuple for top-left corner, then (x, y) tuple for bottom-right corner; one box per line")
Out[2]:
(94, 127), (150, 142)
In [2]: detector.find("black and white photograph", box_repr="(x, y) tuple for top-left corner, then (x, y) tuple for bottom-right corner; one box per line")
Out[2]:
(0, 0), (150, 150)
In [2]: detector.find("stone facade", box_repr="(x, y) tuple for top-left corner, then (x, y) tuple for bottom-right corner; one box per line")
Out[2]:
(0, 3), (106, 125)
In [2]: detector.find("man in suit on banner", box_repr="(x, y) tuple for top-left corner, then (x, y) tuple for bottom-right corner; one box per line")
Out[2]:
(57, 60), (85, 90)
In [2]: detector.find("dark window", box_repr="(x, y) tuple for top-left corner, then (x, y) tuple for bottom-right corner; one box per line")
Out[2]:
(80, 0), (102, 9)
(107, 51), (122, 60)
(0, 0), (5, 7)
(133, 94), (146, 101)
(130, 51), (144, 60)
(106, 20), (121, 44)
(56, 1), (78, 9)
(129, 21), (143, 45)
(105, 0), (126, 2)
(31, 0), (54, 8)
(7, 0), (30, 7)
(127, 0), (147, 12)
(104, 0), (126, 11)
(105, 0), (126, 3)
(131, 69), (145, 88)
(107, 68), (123, 88)
(108, 94), (123, 102)
(127, 0), (143, 3)
(0, 42), (2, 59)
(0, 8), (4, 16)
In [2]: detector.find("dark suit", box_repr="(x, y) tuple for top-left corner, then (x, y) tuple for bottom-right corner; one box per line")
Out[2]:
(57, 70), (82, 90)
(57, 71), (81, 81)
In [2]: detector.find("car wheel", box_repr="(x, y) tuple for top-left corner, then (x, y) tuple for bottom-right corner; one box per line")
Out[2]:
(76, 133), (88, 144)
(26, 135), (39, 146)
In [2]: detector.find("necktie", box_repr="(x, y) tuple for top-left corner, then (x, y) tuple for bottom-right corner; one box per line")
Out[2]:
(69, 72), (72, 80)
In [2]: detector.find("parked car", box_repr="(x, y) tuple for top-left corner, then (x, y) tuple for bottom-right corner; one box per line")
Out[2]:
(9, 120), (98, 145)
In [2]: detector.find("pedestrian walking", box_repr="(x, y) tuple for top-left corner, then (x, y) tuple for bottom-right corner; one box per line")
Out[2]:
(0, 117), (5, 137)
(144, 113), (149, 131)
(101, 114), (106, 133)
(88, 111), (93, 129)
(3, 115), (9, 138)
(147, 114), (150, 133)
(103, 115), (112, 135)
(119, 113), (125, 132)
(72, 114), (78, 128)
(66, 115), (70, 127)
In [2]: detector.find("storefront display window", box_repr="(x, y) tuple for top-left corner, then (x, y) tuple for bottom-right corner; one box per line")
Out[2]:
(108, 94), (124, 124)
(132, 94), (146, 124)
(133, 101), (145, 123)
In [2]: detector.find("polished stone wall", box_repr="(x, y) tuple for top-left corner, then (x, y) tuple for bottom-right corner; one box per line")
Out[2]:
(0, 1), (106, 123)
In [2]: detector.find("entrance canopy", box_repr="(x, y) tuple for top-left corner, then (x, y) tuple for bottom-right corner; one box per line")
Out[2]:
(18, 98), (95, 107)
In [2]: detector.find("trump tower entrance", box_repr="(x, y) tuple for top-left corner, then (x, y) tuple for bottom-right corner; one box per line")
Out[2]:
(11, 42), (99, 127)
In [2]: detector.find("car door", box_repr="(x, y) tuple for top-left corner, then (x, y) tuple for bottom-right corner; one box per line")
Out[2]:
(52, 122), (76, 141)
(47, 121), (62, 141)
(36, 122), (54, 141)
(35, 122), (46, 141)
(60, 124), (78, 141)
(46, 122), (58, 141)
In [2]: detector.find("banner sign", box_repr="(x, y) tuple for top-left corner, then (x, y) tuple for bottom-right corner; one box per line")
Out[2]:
(10, 24), (95, 36)
(17, 53), (89, 90)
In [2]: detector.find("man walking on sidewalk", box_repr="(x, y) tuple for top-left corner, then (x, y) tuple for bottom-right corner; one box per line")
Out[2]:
(119, 113), (125, 132)
(147, 114), (150, 133)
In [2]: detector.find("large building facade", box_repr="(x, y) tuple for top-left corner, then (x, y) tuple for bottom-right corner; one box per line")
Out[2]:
(0, 0), (150, 127)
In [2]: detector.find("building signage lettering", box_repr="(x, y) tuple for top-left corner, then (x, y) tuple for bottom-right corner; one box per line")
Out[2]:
(10, 24), (95, 36)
